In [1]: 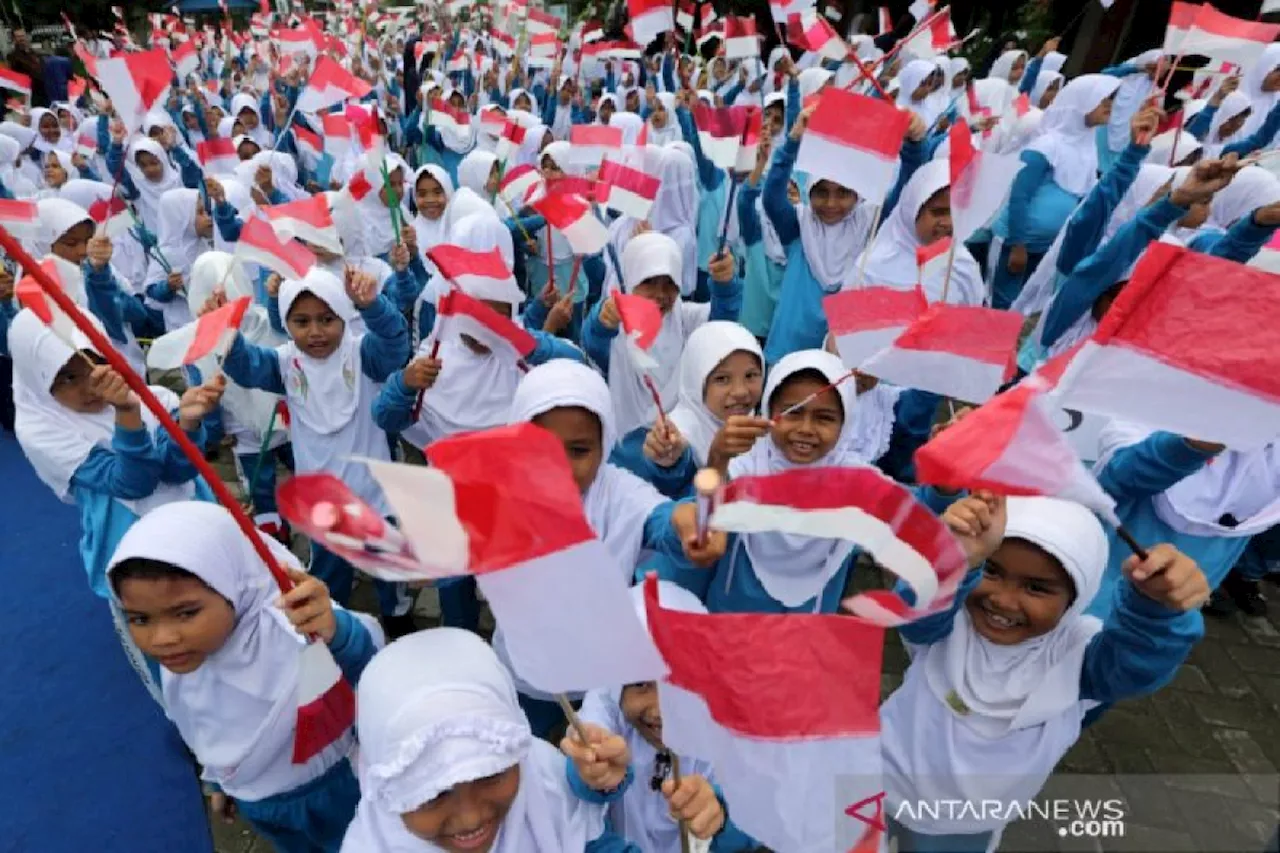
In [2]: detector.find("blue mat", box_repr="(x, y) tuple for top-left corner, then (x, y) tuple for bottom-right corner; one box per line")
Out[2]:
(0, 434), (213, 853)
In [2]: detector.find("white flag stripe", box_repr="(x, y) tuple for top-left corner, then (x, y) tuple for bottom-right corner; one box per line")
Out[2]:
(861, 346), (1008, 405)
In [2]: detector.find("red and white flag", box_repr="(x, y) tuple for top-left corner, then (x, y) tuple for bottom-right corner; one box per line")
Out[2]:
(581, 40), (645, 61)
(614, 290), (662, 371)
(146, 296), (252, 370)
(0, 67), (32, 99)
(235, 216), (317, 281)
(498, 163), (543, 210)
(293, 641), (355, 764)
(525, 7), (561, 35)
(445, 49), (471, 75)
(787, 10), (848, 62)
(293, 123), (324, 164)
(860, 304), (1022, 404)
(273, 26), (320, 57)
(296, 56), (372, 114)
(643, 573), (884, 853)
(530, 192), (608, 255)
(16, 259), (79, 346)
(544, 176), (599, 202)
(96, 49), (173, 132)
(627, 0), (674, 46)
(692, 104), (762, 172)
(321, 112), (354, 158)
(261, 195), (342, 254)
(1163, 2), (1280, 69)
(490, 29), (516, 58)
(75, 122), (99, 158)
(197, 137), (239, 174)
(362, 423), (665, 693)
(433, 289), (537, 364)
(795, 89), (911, 206)
(569, 124), (623, 169)
(711, 466), (969, 625)
(598, 157), (661, 219)
(1055, 242), (1280, 449)
(171, 40), (200, 79)
(914, 383), (1119, 522)
(495, 120), (527, 164)
(723, 16), (760, 60)
(426, 244), (523, 303)
(0, 199), (41, 240)
(948, 121), (1019, 243)
(697, 20), (725, 48)
(916, 236), (952, 286)
(529, 32), (560, 62)
(427, 98), (472, 136)
(878, 6), (893, 35)
(899, 6), (957, 58)
(823, 285), (929, 369)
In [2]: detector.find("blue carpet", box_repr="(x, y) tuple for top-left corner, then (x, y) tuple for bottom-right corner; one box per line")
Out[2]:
(0, 434), (213, 853)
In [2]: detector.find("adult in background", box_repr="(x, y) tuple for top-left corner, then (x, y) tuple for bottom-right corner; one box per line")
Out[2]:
(6, 29), (47, 107)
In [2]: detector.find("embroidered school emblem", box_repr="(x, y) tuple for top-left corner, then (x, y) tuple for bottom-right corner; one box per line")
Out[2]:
(945, 690), (971, 716)
(290, 357), (309, 401)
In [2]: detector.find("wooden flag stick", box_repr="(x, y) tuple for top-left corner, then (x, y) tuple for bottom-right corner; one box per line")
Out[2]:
(556, 693), (592, 746)
(938, 236), (959, 304)
(669, 752), (692, 853)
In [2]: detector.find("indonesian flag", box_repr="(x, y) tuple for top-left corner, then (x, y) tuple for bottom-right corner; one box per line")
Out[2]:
(692, 104), (762, 172)
(261, 195), (342, 254)
(795, 89), (911, 206)
(644, 574), (884, 853)
(769, 0), (813, 24)
(823, 285), (929, 370)
(581, 40), (644, 61)
(860, 304), (1022, 404)
(878, 6), (893, 35)
(614, 290), (662, 371)
(544, 176), (598, 202)
(490, 29), (516, 57)
(296, 56), (372, 114)
(146, 296), (252, 370)
(917, 236), (951, 286)
(435, 288), (537, 365)
(292, 641), (356, 765)
(16, 259), (80, 346)
(914, 383), (1120, 522)
(87, 194), (129, 236)
(569, 124), (623, 169)
(899, 6), (957, 58)
(626, 0), (673, 46)
(427, 98), (471, 136)
(525, 7), (561, 35)
(235, 217), (317, 280)
(426, 244), (523, 304)
(96, 49), (173, 133)
(498, 164), (542, 210)
(445, 49), (471, 74)
(598, 157), (661, 219)
(293, 123), (324, 164)
(321, 113), (354, 158)
(710, 467), (969, 625)
(197, 137), (239, 174)
(697, 20), (725, 48)
(530, 192), (608, 255)
(171, 40), (200, 79)
(0, 199), (40, 240)
(495, 120), (527, 164)
(787, 10), (848, 62)
(529, 32), (560, 62)
(1163, 2), (1280, 69)
(581, 19), (606, 42)
(346, 169), (374, 203)
(1054, 242), (1280, 449)
(723, 16), (760, 60)
(948, 121), (1019, 243)
(363, 423), (666, 693)
(273, 26), (320, 57)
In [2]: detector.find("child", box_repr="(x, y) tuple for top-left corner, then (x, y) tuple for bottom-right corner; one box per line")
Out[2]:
(221, 267), (416, 636)
(144, 188), (213, 334)
(882, 495), (1207, 852)
(564, 580), (759, 852)
(617, 320), (766, 499)
(695, 349), (952, 614)
(582, 231), (741, 437)
(506, 359), (726, 734)
(341, 628), (637, 852)
(108, 501), (382, 853)
(8, 309), (223, 699)
(406, 164), (455, 345)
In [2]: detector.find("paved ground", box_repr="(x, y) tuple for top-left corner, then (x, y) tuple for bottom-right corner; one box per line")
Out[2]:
(212, 566), (1280, 852)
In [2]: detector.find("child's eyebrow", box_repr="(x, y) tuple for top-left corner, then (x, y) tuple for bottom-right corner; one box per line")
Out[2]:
(166, 599), (206, 612)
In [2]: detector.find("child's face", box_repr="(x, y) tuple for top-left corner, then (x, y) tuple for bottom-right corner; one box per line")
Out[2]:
(136, 150), (165, 183)
(1008, 54), (1027, 85)
(513, 93), (532, 112)
(631, 275), (679, 315)
(238, 107), (259, 131)
(599, 102), (616, 124)
(195, 200), (214, 240)
(952, 69), (969, 89)
(57, 108), (74, 129)
(449, 91), (466, 109)
(1219, 109), (1251, 141)
(620, 681), (663, 749)
(703, 350), (763, 422)
(625, 91), (640, 112)
(50, 353), (109, 414)
(286, 292), (346, 358)
(485, 163), (500, 196)
(1084, 94), (1115, 128)
(53, 221), (93, 266)
(415, 174), (448, 220)
(380, 166), (406, 208)
(915, 188), (952, 245)
(1039, 79), (1061, 110)
(532, 406), (604, 494)
(184, 113), (199, 130)
(765, 104), (784, 137)
(540, 154), (564, 181)
(43, 154), (67, 188)
(38, 113), (59, 142)
(117, 574), (237, 674)
(810, 180), (858, 226)
(400, 765), (520, 853)
(965, 538), (1074, 646)
(237, 140), (260, 161)
(767, 375), (843, 464)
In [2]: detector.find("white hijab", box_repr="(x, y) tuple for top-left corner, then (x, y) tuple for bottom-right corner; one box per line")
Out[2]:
(125, 137), (182, 232)
(410, 164), (455, 278)
(1240, 43), (1280, 138)
(798, 184), (876, 292)
(1210, 166), (1280, 231)
(358, 154), (411, 257)
(646, 93), (682, 147)
(855, 160), (985, 305)
(1027, 74), (1121, 197)
(1106, 49), (1162, 153)
(278, 269), (362, 436)
(457, 149), (498, 197)
(106, 502), (368, 800)
(727, 349), (864, 608)
(667, 321), (763, 467)
(1202, 91), (1252, 158)
(920, 496), (1107, 737)
(897, 59), (944, 125)
(9, 309), (194, 512)
(342, 629), (606, 852)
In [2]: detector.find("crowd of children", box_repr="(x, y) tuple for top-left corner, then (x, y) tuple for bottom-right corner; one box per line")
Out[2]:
(3, 2), (1280, 850)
